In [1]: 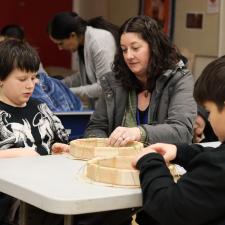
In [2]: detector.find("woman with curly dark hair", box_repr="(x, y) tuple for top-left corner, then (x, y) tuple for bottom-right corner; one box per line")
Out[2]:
(84, 15), (197, 147)
(54, 15), (197, 225)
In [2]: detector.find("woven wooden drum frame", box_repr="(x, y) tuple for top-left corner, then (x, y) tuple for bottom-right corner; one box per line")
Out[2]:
(85, 156), (140, 187)
(85, 156), (181, 187)
(69, 138), (143, 160)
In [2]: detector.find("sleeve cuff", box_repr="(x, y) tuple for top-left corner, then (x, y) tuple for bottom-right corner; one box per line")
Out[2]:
(138, 126), (147, 144)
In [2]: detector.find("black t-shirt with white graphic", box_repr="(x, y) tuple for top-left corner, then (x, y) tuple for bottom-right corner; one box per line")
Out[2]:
(0, 98), (69, 155)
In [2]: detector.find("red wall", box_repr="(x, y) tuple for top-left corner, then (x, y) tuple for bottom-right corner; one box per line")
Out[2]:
(0, 0), (73, 68)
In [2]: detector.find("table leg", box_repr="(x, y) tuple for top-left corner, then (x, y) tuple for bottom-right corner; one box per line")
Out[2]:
(64, 215), (73, 225)
(19, 201), (27, 225)
(19, 202), (73, 225)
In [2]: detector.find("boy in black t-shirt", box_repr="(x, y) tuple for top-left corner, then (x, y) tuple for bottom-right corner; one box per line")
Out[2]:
(0, 39), (69, 224)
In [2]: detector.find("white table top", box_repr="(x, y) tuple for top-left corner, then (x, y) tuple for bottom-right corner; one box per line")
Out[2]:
(199, 141), (221, 148)
(0, 141), (220, 216)
(0, 155), (142, 215)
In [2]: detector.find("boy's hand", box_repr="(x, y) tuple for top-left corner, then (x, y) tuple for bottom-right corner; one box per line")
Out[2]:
(132, 146), (156, 168)
(132, 143), (177, 168)
(149, 143), (177, 163)
(52, 143), (70, 154)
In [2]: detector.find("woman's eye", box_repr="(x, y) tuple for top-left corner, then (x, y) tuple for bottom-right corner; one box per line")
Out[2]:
(133, 47), (139, 51)
(19, 78), (26, 81)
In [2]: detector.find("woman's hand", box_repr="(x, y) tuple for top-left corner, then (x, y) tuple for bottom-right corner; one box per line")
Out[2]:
(108, 126), (141, 146)
(52, 143), (70, 154)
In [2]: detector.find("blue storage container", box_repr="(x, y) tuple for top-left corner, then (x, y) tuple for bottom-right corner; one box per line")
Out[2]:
(54, 111), (93, 140)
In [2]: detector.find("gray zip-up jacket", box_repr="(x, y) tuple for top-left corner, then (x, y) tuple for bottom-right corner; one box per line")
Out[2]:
(85, 64), (197, 144)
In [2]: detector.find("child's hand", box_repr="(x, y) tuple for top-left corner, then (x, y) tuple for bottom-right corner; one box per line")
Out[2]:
(132, 143), (177, 168)
(52, 143), (70, 154)
(132, 146), (156, 168)
(149, 143), (177, 163)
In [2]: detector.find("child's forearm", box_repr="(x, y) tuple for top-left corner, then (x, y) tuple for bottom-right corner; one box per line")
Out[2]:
(0, 148), (39, 158)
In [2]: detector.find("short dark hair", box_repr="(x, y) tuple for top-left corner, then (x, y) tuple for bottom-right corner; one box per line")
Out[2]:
(194, 56), (225, 111)
(0, 24), (25, 41)
(0, 39), (40, 80)
(113, 15), (182, 92)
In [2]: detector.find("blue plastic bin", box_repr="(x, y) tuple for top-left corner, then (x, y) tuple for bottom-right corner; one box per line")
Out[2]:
(54, 111), (93, 140)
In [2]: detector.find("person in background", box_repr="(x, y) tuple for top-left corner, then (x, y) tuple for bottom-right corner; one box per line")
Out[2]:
(132, 55), (225, 225)
(0, 24), (46, 73)
(48, 11), (118, 108)
(0, 24), (25, 41)
(193, 105), (218, 143)
(84, 15), (197, 147)
(0, 39), (69, 225)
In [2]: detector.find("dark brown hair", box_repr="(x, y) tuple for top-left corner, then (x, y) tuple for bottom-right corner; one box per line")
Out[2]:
(113, 15), (183, 92)
(194, 56), (225, 111)
(0, 39), (40, 80)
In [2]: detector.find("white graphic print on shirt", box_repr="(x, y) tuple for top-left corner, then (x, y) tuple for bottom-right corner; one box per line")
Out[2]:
(0, 111), (36, 149)
(33, 104), (55, 152)
(0, 101), (69, 154)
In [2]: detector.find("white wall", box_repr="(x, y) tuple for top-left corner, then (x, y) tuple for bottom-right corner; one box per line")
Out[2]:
(73, 0), (139, 25)
(174, 0), (225, 78)
(73, 0), (109, 20)
(192, 56), (216, 80)
(108, 0), (139, 26)
(72, 0), (139, 70)
(218, 0), (225, 56)
(73, 0), (225, 77)
(174, 0), (220, 57)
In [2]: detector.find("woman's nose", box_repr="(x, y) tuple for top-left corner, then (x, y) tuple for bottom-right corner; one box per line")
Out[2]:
(126, 49), (134, 59)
